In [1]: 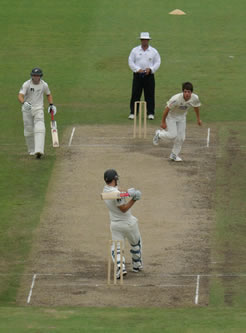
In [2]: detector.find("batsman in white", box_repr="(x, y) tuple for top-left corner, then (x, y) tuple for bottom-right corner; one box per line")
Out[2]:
(18, 68), (57, 159)
(153, 82), (202, 161)
(103, 169), (143, 279)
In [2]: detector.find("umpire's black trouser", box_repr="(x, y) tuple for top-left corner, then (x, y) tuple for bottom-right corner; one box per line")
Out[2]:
(130, 73), (155, 115)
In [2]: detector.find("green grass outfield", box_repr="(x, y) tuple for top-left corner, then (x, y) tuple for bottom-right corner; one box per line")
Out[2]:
(0, 0), (246, 331)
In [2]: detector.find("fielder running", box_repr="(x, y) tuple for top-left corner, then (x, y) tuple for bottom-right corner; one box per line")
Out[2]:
(103, 169), (143, 279)
(153, 82), (202, 161)
(18, 68), (57, 159)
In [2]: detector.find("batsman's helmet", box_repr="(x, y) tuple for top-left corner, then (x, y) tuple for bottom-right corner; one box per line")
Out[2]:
(30, 67), (43, 77)
(104, 169), (119, 183)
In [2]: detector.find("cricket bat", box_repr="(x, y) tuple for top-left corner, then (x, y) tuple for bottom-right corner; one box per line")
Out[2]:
(50, 110), (59, 147)
(101, 191), (131, 200)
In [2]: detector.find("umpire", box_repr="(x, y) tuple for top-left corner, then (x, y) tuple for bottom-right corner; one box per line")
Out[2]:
(128, 32), (161, 120)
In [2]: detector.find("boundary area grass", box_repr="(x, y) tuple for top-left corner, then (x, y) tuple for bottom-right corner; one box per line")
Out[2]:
(0, 146), (55, 305)
(1, 306), (246, 333)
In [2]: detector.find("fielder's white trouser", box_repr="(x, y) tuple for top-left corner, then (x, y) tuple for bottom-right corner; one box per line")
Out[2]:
(110, 220), (142, 269)
(22, 107), (46, 154)
(159, 115), (186, 156)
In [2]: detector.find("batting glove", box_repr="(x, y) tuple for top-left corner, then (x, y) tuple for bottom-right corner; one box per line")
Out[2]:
(48, 104), (57, 115)
(127, 188), (136, 197)
(133, 190), (141, 201)
(22, 102), (32, 112)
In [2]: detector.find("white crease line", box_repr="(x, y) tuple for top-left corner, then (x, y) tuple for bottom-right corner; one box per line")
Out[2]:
(34, 282), (193, 288)
(207, 128), (210, 148)
(161, 273), (246, 278)
(1, 272), (245, 277)
(27, 273), (37, 304)
(67, 144), (208, 149)
(195, 274), (200, 305)
(68, 127), (76, 146)
(0, 272), (245, 277)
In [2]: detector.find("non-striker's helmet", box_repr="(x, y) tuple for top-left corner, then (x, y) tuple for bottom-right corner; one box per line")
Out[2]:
(30, 67), (43, 77)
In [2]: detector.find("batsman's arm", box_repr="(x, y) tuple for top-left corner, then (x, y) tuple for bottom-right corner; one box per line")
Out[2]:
(101, 191), (130, 200)
(18, 93), (25, 104)
(161, 106), (170, 129)
(194, 107), (202, 126)
(118, 199), (136, 213)
(47, 94), (53, 104)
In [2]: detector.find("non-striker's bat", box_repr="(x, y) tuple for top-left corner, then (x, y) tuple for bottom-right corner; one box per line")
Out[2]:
(50, 110), (59, 147)
(101, 191), (131, 200)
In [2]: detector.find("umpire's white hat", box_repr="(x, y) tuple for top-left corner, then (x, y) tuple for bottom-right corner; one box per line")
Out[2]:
(139, 32), (152, 40)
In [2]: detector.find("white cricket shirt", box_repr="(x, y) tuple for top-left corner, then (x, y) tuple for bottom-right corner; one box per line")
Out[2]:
(103, 185), (137, 223)
(167, 93), (201, 117)
(19, 79), (51, 109)
(128, 45), (161, 73)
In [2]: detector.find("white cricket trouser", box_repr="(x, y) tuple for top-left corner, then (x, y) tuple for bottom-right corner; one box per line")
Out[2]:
(111, 220), (142, 269)
(159, 115), (186, 156)
(22, 107), (46, 154)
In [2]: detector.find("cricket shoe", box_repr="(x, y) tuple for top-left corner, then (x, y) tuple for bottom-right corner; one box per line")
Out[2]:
(29, 152), (35, 156)
(148, 114), (154, 120)
(116, 268), (127, 279)
(132, 265), (143, 273)
(128, 114), (135, 120)
(169, 153), (182, 162)
(35, 152), (43, 159)
(153, 130), (160, 145)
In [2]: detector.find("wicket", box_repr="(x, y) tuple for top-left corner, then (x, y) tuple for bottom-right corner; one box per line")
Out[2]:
(133, 101), (147, 138)
(107, 240), (124, 285)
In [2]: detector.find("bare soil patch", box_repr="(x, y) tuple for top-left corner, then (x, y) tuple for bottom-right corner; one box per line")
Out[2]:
(17, 124), (216, 307)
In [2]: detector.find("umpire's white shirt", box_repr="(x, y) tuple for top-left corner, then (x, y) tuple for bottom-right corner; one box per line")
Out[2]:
(19, 79), (50, 109)
(167, 93), (201, 118)
(128, 45), (161, 73)
(103, 185), (137, 224)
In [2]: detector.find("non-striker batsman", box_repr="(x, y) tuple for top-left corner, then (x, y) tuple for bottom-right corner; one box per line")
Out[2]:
(18, 68), (57, 158)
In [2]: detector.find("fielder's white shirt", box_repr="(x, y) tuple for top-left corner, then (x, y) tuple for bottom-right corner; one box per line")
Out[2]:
(103, 185), (137, 224)
(167, 93), (201, 118)
(19, 79), (51, 109)
(128, 45), (161, 74)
